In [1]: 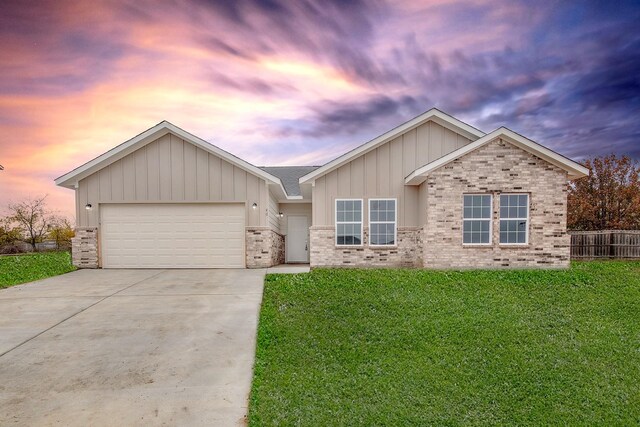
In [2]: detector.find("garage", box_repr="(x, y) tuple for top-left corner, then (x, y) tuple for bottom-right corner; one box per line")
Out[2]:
(100, 203), (245, 268)
(56, 123), (292, 269)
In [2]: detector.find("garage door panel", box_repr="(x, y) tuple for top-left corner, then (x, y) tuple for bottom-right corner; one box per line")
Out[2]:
(101, 204), (245, 268)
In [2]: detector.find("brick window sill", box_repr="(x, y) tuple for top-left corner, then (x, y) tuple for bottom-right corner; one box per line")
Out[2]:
(462, 244), (531, 249)
(334, 245), (398, 250)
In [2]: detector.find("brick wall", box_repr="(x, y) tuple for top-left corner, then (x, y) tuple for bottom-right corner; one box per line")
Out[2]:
(309, 226), (422, 268)
(422, 138), (570, 269)
(71, 227), (99, 268)
(246, 227), (285, 268)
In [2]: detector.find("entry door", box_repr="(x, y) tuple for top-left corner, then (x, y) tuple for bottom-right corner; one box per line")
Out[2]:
(287, 215), (309, 263)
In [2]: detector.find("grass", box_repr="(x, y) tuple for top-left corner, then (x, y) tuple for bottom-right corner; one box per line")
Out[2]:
(0, 251), (76, 289)
(249, 262), (640, 426)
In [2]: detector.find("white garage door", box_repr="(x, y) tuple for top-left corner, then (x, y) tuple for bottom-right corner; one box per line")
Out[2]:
(100, 204), (245, 268)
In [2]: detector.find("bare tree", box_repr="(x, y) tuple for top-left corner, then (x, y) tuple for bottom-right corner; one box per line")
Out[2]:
(7, 196), (55, 251)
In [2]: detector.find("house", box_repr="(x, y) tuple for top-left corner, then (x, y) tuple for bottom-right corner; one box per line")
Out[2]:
(55, 108), (588, 269)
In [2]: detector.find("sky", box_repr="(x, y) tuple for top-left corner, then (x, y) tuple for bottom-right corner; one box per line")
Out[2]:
(0, 0), (639, 220)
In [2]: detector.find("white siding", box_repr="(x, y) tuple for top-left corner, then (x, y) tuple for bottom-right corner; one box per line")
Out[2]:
(77, 133), (267, 228)
(312, 120), (471, 226)
(268, 190), (280, 233)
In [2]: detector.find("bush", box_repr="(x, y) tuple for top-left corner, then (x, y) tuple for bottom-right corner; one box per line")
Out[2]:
(0, 244), (25, 255)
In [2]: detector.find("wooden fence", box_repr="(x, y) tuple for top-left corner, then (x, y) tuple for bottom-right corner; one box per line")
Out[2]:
(569, 230), (640, 259)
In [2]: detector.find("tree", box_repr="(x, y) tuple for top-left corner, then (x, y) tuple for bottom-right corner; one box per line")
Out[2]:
(7, 196), (55, 251)
(568, 154), (640, 230)
(48, 217), (75, 249)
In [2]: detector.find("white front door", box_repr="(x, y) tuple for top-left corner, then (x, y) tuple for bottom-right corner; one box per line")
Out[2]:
(287, 215), (309, 263)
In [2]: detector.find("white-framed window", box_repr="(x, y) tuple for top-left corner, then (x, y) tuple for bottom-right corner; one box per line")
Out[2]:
(500, 194), (529, 244)
(335, 199), (363, 246)
(463, 194), (492, 245)
(369, 198), (397, 246)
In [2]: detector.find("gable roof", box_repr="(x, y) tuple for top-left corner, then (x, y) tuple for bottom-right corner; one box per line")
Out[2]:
(55, 121), (298, 199)
(405, 127), (589, 185)
(260, 166), (320, 197)
(299, 108), (486, 184)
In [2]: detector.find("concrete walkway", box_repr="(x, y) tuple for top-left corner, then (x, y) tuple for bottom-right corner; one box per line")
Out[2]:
(266, 264), (310, 274)
(0, 268), (266, 426)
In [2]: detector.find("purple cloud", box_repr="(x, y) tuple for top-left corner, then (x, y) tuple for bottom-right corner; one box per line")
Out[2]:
(1, 0), (639, 216)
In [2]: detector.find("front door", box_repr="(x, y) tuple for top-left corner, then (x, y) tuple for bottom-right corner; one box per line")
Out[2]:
(287, 215), (309, 263)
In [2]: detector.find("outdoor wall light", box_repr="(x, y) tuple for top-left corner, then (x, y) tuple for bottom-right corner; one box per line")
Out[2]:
(252, 203), (258, 210)
(279, 212), (284, 218)
(85, 203), (92, 210)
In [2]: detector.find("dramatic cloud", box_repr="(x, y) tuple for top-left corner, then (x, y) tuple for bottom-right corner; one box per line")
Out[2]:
(0, 0), (638, 218)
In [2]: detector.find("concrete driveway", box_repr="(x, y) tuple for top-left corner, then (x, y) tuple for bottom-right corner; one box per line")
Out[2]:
(0, 268), (266, 426)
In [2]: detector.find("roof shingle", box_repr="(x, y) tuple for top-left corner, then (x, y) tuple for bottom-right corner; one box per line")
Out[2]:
(260, 166), (320, 197)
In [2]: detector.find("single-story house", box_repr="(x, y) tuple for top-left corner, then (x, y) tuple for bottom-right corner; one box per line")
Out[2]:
(55, 108), (588, 269)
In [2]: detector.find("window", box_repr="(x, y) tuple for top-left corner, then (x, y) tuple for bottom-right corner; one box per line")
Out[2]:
(336, 199), (362, 245)
(369, 199), (396, 246)
(500, 194), (529, 244)
(463, 194), (492, 244)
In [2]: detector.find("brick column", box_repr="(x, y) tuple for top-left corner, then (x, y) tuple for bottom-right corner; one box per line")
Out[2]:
(71, 227), (99, 268)
(246, 227), (285, 268)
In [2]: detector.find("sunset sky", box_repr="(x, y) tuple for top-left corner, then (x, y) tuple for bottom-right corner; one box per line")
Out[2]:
(1, 0), (639, 220)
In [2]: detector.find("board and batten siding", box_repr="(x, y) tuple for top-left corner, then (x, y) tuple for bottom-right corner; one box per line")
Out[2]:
(312, 121), (471, 227)
(76, 133), (269, 228)
(267, 190), (281, 233)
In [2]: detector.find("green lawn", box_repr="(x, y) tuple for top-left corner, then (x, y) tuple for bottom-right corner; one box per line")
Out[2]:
(250, 262), (640, 426)
(0, 251), (76, 289)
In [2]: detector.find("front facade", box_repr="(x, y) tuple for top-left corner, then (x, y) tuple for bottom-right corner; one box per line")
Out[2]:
(56, 109), (588, 270)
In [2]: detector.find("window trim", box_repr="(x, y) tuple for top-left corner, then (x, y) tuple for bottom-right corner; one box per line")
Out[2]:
(499, 193), (530, 245)
(335, 198), (364, 247)
(462, 193), (493, 246)
(368, 198), (398, 247)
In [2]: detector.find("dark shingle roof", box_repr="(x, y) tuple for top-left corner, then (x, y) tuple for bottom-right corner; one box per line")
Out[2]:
(260, 166), (320, 197)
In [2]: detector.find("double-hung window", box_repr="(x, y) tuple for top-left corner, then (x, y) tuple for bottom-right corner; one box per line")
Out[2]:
(463, 194), (492, 244)
(500, 194), (529, 244)
(369, 199), (396, 246)
(336, 199), (363, 245)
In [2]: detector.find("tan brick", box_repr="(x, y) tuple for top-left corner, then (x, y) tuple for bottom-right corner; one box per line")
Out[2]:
(422, 138), (570, 269)
(71, 227), (99, 269)
(310, 226), (422, 268)
(245, 227), (285, 268)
